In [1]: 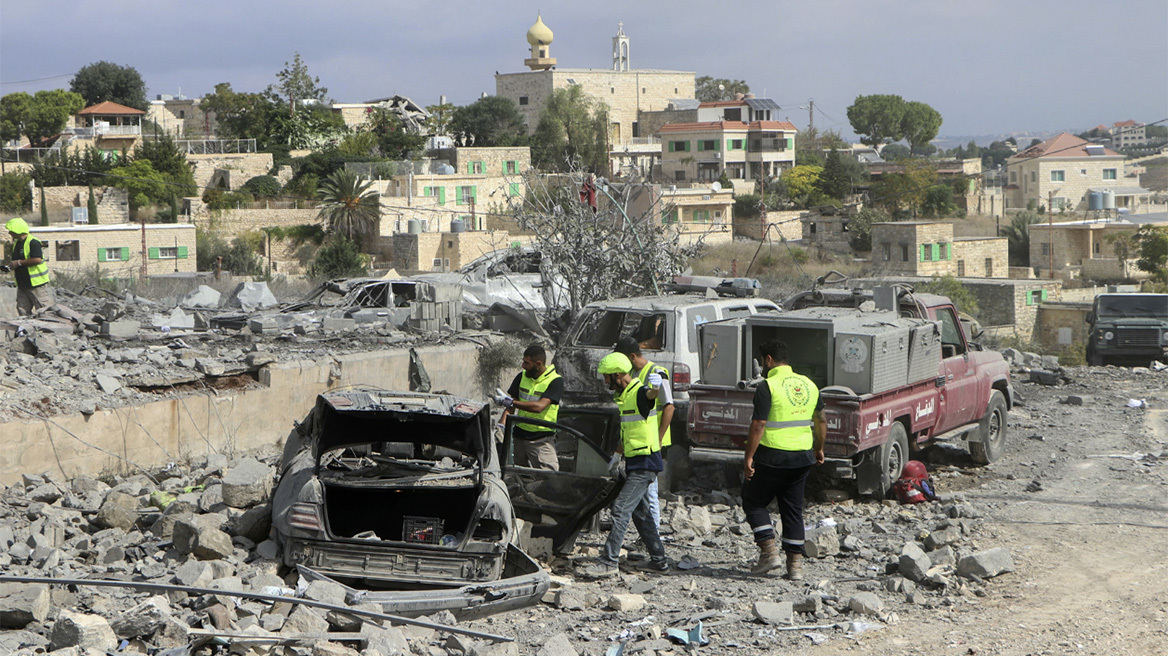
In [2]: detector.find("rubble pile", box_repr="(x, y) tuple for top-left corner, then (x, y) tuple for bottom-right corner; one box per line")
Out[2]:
(0, 448), (1017, 655)
(0, 281), (483, 421)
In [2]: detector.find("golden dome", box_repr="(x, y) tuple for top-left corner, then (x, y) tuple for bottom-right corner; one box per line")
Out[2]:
(526, 14), (553, 46)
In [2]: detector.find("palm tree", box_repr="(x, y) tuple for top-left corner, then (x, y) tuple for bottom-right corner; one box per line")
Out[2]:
(1001, 211), (1043, 267)
(317, 170), (380, 246)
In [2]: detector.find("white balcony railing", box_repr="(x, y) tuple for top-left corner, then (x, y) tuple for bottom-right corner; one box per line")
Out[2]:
(95, 125), (141, 136)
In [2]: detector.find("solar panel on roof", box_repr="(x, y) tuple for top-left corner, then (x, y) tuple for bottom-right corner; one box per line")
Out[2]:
(744, 98), (780, 111)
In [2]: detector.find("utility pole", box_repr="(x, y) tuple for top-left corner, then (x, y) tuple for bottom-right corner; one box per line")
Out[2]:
(1047, 190), (1054, 279)
(140, 215), (147, 282)
(808, 99), (814, 136)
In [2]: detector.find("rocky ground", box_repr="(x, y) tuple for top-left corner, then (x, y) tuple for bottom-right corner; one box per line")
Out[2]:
(1, 355), (1165, 655)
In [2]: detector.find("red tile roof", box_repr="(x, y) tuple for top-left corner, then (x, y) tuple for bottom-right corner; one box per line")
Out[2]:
(698, 100), (748, 108)
(1113, 119), (1139, 128)
(657, 120), (798, 133)
(1012, 132), (1120, 159)
(78, 101), (145, 116)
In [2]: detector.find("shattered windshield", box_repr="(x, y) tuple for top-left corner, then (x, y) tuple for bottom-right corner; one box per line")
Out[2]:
(320, 442), (478, 484)
(569, 309), (669, 350)
(1097, 296), (1168, 318)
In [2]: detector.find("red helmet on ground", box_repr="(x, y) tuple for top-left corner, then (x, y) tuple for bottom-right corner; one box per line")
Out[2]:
(901, 460), (928, 479)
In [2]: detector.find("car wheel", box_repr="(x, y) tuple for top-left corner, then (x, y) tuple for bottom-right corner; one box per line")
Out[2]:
(878, 422), (909, 498)
(970, 390), (1007, 465)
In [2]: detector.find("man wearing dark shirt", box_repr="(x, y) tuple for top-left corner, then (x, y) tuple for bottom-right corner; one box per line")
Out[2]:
(742, 339), (825, 580)
(4, 218), (54, 316)
(497, 344), (563, 470)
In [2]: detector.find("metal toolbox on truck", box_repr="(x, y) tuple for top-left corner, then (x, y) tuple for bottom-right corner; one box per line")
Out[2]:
(833, 323), (911, 394)
(698, 319), (747, 387)
(907, 320), (943, 384)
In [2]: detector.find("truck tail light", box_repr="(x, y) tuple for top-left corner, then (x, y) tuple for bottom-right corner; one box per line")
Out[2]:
(673, 363), (691, 391)
(289, 502), (323, 531)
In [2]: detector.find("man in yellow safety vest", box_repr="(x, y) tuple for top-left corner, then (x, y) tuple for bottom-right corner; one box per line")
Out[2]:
(614, 336), (673, 528)
(582, 352), (669, 578)
(742, 339), (826, 580)
(495, 344), (563, 470)
(3, 218), (54, 316)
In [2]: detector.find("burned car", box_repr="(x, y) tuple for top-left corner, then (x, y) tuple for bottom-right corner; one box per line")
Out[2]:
(415, 246), (566, 312)
(272, 388), (620, 618)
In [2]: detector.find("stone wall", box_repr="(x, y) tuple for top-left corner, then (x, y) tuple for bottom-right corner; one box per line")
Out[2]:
(31, 185), (129, 224)
(637, 108), (697, 139)
(188, 153), (274, 191)
(388, 230), (526, 273)
(870, 222), (955, 277)
(436, 146), (531, 177)
(953, 237), (1009, 278)
(964, 279), (1063, 339)
(736, 211), (804, 241)
(0, 341), (503, 485)
(802, 215), (853, 253)
(190, 205), (320, 239)
(1035, 302), (1093, 349)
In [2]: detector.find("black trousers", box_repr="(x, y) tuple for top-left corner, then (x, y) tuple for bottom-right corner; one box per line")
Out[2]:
(742, 464), (811, 555)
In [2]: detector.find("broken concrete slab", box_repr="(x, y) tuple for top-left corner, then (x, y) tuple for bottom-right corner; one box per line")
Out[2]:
(100, 320), (139, 339)
(93, 491), (139, 531)
(50, 610), (117, 651)
(94, 373), (122, 394)
(182, 285), (222, 308)
(0, 584), (50, 628)
(111, 595), (171, 639)
(752, 600), (794, 625)
(848, 592), (884, 615)
(899, 543), (931, 582)
(229, 282), (278, 310)
(221, 457), (274, 509)
(804, 526), (840, 558)
(605, 594), (645, 612)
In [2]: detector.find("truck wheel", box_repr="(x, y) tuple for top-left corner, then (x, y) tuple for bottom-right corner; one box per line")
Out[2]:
(970, 390), (1007, 464)
(879, 422), (909, 498)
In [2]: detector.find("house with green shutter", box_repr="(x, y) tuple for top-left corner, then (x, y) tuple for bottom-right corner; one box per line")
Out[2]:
(9, 223), (197, 280)
(869, 221), (1008, 279)
(657, 119), (797, 184)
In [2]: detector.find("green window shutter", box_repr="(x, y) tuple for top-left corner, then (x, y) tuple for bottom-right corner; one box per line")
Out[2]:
(931, 244), (940, 261)
(920, 245), (928, 262)
(726, 139), (732, 150)
(466, 163), (473, 175)
(669, 141), (675, 153)
(438, 188), (445, 204)
(696, 141), (704, 152)
(148, 247), (160, 260)
(471, 186), (477, 201)
(787, 138), (794, 149)
(97, 248), (107, 263)
(119, 247), (129, 261)
(177, 246), (188, 259)
(685, 141), (691, 152)
(456, 187), (464, 205)
(509, 182), (520, 197)
(1041, 290), (1048, 301)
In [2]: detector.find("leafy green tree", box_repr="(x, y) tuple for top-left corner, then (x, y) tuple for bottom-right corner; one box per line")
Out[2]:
(900, 100), (942, 155)
(69, 61), (148, 110)
(87, 184), (98, 224)
(1, 90), (85, 144)
(531, 85), (608, 173)
(450, 96), (527, 147)
(241, 175), (282, 198)
(269, 52), (329, 115)
(781, 165), (826, 207)
(980, 140), (1015, 170)
(921, 184), (957, 218)
(368, 107), (427, 159)
(917, 275), (979, 316)
(1134, 225), (1168, 282)
(847, 94), (906, 148)
(695, 76), (750, 102)
(795, 127), (849, 166)
(29, 146), (115, 187)
(881, 144), (911, 161)
(201, 83), (280, 145)
(133, 134), (197, 200)
(425, 102), (456, 136)
(317, 170), (380, 246)
(0, 171), (33, 212)
(308, 235), (367, 280)
(870, 161), (938, 217)
(107, 159), (169, 217)
(816, 149), (852, 200)
(1001, 211), (1043, 266)
(846, 208), (888, 252)
(268, 107), (346, 149)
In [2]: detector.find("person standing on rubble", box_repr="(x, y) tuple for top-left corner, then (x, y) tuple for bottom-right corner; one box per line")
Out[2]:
(584, 352), (669, 577)
(495, 344), (563, 471)
(742, 339), (825, 580)
(3, 218), (54, 316)
(615, 336), (674, 528)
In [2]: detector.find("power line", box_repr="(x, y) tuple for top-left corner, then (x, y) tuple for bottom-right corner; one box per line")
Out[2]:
(0, 73), (74, 86)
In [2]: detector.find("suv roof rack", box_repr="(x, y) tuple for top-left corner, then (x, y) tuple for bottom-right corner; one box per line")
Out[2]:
(663, 275), (761, 298)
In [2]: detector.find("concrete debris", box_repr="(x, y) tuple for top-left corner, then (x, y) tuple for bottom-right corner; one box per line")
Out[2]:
(605, 593), (645, 612)
(49, 610), (117, 651)
(220, 457), (274, 509)
(228, 281), (279, 310)
(957, 547), (1015, 579)
(752, 600), (794, 625)
(181, 285), (222, 308)
(0, 584), (50, 628)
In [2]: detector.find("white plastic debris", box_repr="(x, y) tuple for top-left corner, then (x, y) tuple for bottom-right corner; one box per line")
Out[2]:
(1127, 399), (1147, 409)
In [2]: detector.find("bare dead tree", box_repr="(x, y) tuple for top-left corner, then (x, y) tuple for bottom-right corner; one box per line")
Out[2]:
(505, 166), (709, 317)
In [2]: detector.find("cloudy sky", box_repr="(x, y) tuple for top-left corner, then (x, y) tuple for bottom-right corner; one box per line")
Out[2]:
(2, 0), (1165, 140)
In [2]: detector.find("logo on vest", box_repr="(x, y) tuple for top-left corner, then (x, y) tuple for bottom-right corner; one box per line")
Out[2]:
(783, 378), (810, 407)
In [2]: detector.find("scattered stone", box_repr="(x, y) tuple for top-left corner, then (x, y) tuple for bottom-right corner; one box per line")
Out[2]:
(93, 491), (139, 531)
(0, 584), (50, 628)
(50, 611), (117, 651)
(95, 373), (122, 394)
(848, 592), (884, 615)
(923, 527), (960, 551)
(111, 595), (171, 639)
(752, 600), (794, 625)
(182, 285), (222, 308)
(1064, 394), (1093, 406)
(804, 526), (840, 558)
(220, 457), (274, 509)
(100, 320), (139, 338)
(536, 632), (578, 656)
(957, 547), (1015, 579)
(899, 543), (931, 582)
(606, 594), (645, 612)
(793, 594), (823, 613)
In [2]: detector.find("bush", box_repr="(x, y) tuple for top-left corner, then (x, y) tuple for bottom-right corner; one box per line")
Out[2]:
(307, 236), (367, 281)
(202, 188), (254, 210)
(241, 175), (282, 198)
(0, 171), (33, 212)
(477, 337), (524, 394)
(195, 225), (263, 276)
(916, 275), (980, 317)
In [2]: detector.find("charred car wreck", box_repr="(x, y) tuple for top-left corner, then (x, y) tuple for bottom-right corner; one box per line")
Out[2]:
(272, 388), (620, 618)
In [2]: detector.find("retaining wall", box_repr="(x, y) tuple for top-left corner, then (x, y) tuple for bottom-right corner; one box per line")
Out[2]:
(0, 342), (502, 485)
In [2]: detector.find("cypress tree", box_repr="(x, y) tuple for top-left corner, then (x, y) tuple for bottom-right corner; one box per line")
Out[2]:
(39, 185), (48, 226)
(816, 148), (851, 200)
(88, 184), (99, 224)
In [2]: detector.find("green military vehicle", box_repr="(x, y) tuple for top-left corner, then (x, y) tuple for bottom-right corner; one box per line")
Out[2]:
(1085, 293), (1168, 366)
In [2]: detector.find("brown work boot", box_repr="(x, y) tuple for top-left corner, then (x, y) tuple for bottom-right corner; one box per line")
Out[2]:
(785, 551), (803, 580)
(751, 538), (782, 575)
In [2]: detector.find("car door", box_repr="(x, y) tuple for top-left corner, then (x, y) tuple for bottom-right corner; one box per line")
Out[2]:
(932, 305), (980, 428)
(501, 408), (623, 553)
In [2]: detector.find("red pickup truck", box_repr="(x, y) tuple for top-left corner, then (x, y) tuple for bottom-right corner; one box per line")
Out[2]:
(687, 286), (1014, 496)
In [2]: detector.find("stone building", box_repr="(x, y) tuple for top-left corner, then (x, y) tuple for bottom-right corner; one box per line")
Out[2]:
(72, 102), (145, 158)
(870, 222), (1007, 279)
(660, 186), (735, 247)
(147, 96), (215, 138)
(495, 16), (695, 147)
(1004, 133), (1149, 212)
(657, 120), (797, 183)
(22, 223), (197, 281)
(802, 214), (854, 254)
(1028, 217), (1152, 281)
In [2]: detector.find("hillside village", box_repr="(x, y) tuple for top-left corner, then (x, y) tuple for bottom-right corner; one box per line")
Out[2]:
(1, 11), (1168, 656)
